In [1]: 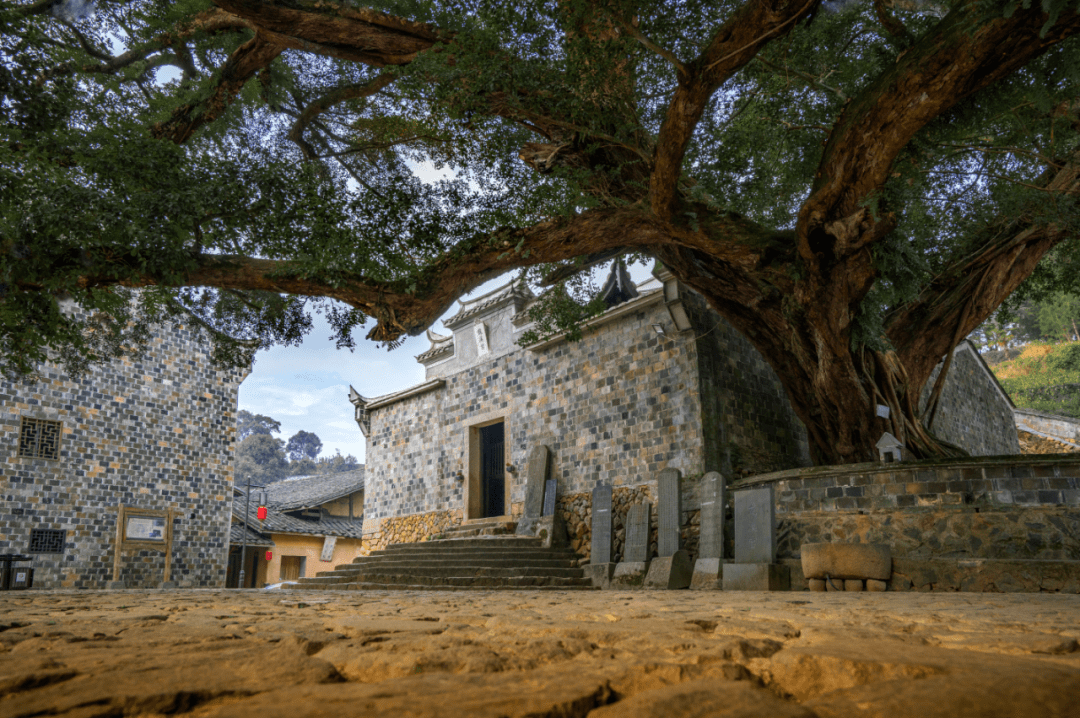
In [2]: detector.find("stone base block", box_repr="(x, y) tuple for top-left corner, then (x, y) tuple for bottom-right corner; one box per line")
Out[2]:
(161, 581), (178, 589)
(722, 563), (790, 591)
(611, 561), (651, 589)
(644, 550), (692, 590)
(867, 579), (888, 592)
(808, 578), (826, 592)
(689, 558), (727, 590)
(844, 579), (864, 592)
(801, 542), (892, 580)
(585, 563), (616, 590)
(105, 581), (126, 590)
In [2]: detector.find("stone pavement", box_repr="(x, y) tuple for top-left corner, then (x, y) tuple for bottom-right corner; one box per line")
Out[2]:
(1, 589), (1078, 717)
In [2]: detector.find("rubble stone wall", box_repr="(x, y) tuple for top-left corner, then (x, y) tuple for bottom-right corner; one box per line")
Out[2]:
(0, 313), (247, 589)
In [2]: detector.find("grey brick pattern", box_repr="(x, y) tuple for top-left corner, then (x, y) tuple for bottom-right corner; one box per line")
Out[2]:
(365, 283), (814, 523)
(920, 343), (1020, 456)
(0, 316), (247, 589)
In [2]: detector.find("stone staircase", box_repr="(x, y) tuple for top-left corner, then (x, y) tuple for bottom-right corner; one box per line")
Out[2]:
(288, 520), (596, 591)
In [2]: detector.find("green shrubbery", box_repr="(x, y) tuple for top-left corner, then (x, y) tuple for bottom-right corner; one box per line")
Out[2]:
(995, 343), (1080, 419)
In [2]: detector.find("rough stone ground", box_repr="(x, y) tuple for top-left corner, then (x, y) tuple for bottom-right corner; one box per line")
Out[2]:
(2, 590), (1079, 717)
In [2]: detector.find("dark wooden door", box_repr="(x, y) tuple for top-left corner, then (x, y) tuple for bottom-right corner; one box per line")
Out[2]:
(480, 422), (505, 518)
(280, 556), (303, 582)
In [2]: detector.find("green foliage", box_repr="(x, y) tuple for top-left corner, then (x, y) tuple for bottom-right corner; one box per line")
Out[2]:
(235, 433), (289, 484)
(995, 343), (1080, 418)
(2, 0), (1080, 383)
(238, 410), (282, 440)
(285, 430), (323, 462)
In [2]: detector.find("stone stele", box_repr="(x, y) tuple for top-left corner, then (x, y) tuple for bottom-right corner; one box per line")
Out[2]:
(590, 482), (614, 564)
(657, 468), (682, 558)
(610, 561), (650, 589)
(623, 502), (651, 564)
(722, 563), (790, 591)
(800, 542), (892, 581)
(644, 549), (693, 590)
(697, 471), (725, 559)
(733, 485), (776, 564)
(689, 557), (726, 591)
(515, 445), (550, 537)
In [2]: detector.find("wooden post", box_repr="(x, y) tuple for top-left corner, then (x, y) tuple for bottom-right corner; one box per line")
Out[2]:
(112, 504), (126, 582)
(162, 508), (174, 584)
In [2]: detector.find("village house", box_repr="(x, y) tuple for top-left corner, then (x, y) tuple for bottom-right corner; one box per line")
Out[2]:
(0, 299), (247, 589)
(349, 264), (1021, 561)
(229, 469), (364, 587)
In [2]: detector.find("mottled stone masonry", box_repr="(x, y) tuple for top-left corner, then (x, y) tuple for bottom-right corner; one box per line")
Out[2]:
(0, 312), (247, 589)
(365, 284), (813, 525)
(920, 343), (1020, 456)
(740, 455), (1080, 565)
(366, 297), (707, 522)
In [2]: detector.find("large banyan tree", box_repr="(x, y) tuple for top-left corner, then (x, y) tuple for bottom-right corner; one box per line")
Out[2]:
(2, 0), (1080, 464)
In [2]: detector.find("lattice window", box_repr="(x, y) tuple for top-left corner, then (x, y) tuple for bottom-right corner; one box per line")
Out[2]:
(28, 528), (66, 554)
(18, 417), (62, 460)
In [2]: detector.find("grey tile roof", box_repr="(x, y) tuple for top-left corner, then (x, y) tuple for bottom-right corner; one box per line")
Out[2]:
(264, 469), (365, 511)
(230, 522), (274, 547)
(231, 498), (364, 540)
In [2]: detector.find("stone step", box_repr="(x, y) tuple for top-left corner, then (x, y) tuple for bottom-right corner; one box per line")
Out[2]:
(293, 573), (594, 589)
(380, 536), (542, 551)
(289, 582), (599, 592)
(331, 557), (581, 572)
(315, 565), (585, 580)
(294, 530), (583, 593)
(439, 521), (518, 538)
(357, 547), (579, 562)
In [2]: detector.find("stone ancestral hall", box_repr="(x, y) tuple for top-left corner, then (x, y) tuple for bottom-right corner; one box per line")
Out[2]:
(350, 265), (1020, 565)
(0, 300), (248, 588)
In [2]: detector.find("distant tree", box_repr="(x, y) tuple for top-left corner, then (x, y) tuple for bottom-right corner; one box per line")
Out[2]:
(1037, 293), (1080, 342)
(235, 434), (288, 484)
(316, 450), (361, 475)
(237, 410), (282, 441)
(285, 430), (323, 462)
(286, 458), (318, 478)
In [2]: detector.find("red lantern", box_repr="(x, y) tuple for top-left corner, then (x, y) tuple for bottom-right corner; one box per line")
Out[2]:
(265, 551), (272, 561)
(257, 506), (267, 520)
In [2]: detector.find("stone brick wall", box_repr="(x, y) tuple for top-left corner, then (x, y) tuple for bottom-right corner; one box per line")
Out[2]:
(365, 294), (707, 522)
(0, 315), (247, 589)
(364, 283), (816, 525)
(1014, 408), (1080, 446)
(737, 455), (1080, 564)
(683, 292), (811, 474)
(919, 343), (1021, 456)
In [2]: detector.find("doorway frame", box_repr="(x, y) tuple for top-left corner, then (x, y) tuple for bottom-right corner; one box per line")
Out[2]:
(465, 411), (510, 521)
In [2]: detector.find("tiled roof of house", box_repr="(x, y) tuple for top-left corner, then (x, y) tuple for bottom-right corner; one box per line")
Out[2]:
(230, 521), (274, 547)
(231, 501), (364, 540)
(442, 278), (534, 330)
(263, 469), (365, 511)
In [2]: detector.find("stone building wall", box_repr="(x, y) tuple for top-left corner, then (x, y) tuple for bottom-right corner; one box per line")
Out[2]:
(364, 294), (706, 524)
(682, 292), (811, 474)
(0, 315), (247, 589)
(920, 343), (1021, 456)
(363, 282), (817, 531)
